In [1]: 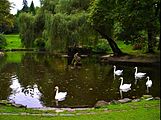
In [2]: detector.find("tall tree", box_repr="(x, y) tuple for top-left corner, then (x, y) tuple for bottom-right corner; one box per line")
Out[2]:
(22, 0), (29, 12)
(0, 0), (14, 33)
(30, 1), (36, 15)
(23, 0), (28, 7)
(88, 0), (124, 56)
(19, 13), (35, 48)
(113, 0), (160, 53)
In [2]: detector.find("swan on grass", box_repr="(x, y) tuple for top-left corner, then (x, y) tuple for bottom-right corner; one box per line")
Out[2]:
(134, 67), (146, 79)
(119, 77), (131, 90)
(55, 86), (67, 102)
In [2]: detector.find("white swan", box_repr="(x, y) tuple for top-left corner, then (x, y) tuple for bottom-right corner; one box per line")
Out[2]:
(119, 77), (131, 90)
(146, 76), (152, 88)
(113, 65), (123, 76)
(134, 67), (146, 79)
(55, 86), (67, 101)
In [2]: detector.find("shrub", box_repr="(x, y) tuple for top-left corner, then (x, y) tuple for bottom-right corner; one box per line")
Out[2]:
(0, 34), (7, 50)
(92, 39), (110, 54)
(34, 37), (46, 51)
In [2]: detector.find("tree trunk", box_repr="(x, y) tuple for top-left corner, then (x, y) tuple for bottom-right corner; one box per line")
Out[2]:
(94, 28), (125, 56)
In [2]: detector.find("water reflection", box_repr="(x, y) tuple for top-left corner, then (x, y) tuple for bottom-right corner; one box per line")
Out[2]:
(134, 77), (139, 84)
(0, 52), (160, 108)
(9, 75), (43, 108)
(120, 88), (131, 99)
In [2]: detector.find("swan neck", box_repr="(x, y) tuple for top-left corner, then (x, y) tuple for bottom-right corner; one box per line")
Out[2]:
(120, 78), (123, 86)
(56, 88), (59, 94)
(135, 67), (137, 74)
(114, 67), (116, 72)
(147, 77), (149, 81)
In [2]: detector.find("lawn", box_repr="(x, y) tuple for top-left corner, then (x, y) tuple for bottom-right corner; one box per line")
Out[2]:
(0, 100), (160, 120)
(5, 34), (22, 49)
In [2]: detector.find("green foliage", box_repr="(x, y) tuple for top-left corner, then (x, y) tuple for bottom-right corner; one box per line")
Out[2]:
(18, 0), (100, 52)
(30, 1), (36, 15)
(55, 0), (91, 14)
(0, 34), (7, 50)
(92, 39), (110, 53)
(88, 0), (114, 36)
(34, 9), (45, 39)
(17, 0), (160, 54)
(44, 13), (68, 51)
(18, 13), (35, 48)
(88, 0), (160, 53)
(34, 37), (46, 50)
(114, 0), (160, 52)
(0, 0), (14, 33)
(0, 0), (11, 26)
(42, 0), (59, 14)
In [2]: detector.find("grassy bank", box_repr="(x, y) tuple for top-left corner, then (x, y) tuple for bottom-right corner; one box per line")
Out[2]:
(4, 34), (160, 56)
(0, 100), (160, 120)
(5, 34), (22, 50)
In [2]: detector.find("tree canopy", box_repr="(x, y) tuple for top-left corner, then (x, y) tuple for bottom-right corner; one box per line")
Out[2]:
(88, 0), (160, 54)
(17, 0), (160, 54)
(0, 0), (14, 33)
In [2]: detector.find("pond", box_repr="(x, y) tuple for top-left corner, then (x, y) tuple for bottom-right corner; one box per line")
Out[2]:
(0, 52), (160, 108)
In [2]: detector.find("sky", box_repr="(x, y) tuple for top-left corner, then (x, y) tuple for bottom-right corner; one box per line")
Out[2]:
(9, 0), (40, 15)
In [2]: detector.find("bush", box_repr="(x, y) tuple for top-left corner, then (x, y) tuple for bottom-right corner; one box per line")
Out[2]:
(34, 37), (46, 51)
(132, 43), (142, 50)
(0, 34), (7, 50)
(92, 39), (110, 54)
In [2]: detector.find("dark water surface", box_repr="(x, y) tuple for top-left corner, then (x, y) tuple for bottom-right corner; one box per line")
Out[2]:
(0, 52), (160, 108)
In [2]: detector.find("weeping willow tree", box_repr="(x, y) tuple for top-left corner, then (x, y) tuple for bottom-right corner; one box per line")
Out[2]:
(43, 12), (95, 52)
(18, 0), (99, 52)
(44, 13), (68, 52)
(19, 13), (35, 48)
(41, 0), (97, 52)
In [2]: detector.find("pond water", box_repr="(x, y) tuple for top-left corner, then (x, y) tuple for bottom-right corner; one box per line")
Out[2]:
(0, 52), (160, 108)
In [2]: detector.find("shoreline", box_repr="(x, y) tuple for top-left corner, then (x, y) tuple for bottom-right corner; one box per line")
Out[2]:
(0, 95), (160, 111)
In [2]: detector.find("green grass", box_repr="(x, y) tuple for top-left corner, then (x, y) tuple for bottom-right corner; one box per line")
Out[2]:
(4, 34), (160, 56)
(116, 41), (143, 55)
(5, 34), (22, 49)
(0, 100), (160, 120)
(116, 40), (160, 56)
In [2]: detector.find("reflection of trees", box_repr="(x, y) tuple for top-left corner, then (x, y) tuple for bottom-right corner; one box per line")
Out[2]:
(15, 53), (68, 107)
(0, 63), (19, 100)
(0, 74), (10, 100)
(0, 54), (7, 70)
(0, 52), (160, 107)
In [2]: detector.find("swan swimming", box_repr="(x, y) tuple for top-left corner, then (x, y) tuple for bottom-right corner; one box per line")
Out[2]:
(55, 86), (67, 101)
(119, 77), (131, 90)
(113, 65), (123, 76)
(146, 76), (152, 88)
(134, 67), (146, 79)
